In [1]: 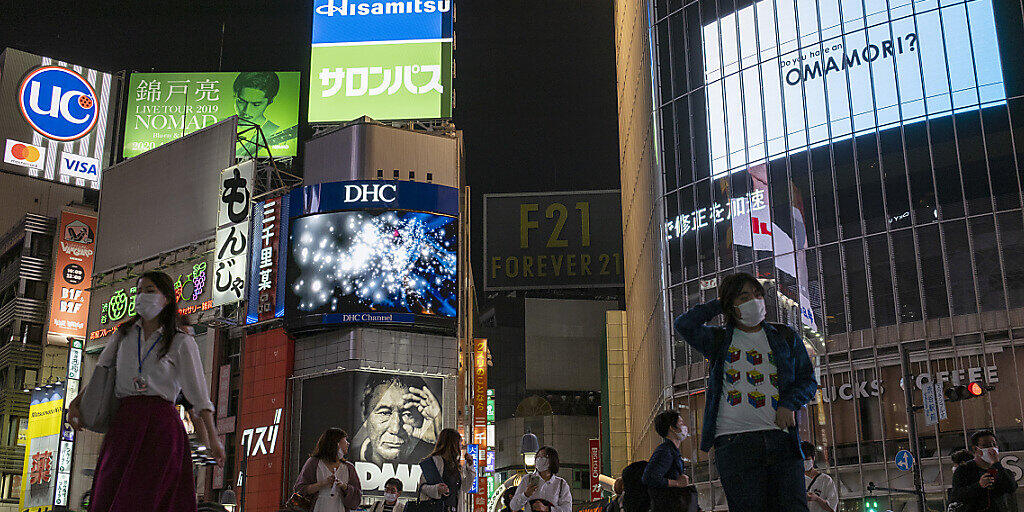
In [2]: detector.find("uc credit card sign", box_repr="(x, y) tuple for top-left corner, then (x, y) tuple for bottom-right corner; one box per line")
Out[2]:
(309, 0), (453, 122)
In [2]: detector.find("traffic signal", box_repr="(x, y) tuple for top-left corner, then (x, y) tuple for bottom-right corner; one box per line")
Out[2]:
(864, 498), (880, 512)
(945, 382), (990, 402)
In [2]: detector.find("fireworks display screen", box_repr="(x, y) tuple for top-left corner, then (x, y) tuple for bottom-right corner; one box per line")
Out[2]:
(285, 209), (457, 329)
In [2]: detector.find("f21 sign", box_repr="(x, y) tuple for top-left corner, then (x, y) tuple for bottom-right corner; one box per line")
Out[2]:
(214, 160), (254, 307)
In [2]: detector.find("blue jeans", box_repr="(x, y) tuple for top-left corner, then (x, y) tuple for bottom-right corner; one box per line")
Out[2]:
(713, 429), (810, 512)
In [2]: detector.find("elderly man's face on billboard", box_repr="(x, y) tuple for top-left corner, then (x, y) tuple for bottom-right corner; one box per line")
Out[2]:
(363, 379), (441, 463)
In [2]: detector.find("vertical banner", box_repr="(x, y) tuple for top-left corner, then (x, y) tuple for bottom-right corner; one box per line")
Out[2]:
(214, 160), (254, 307)
(246, 195), (284, 323)
(466, 444), (479, 493)
(55, 341), (83, 507)
(473, 339), (488, 511)
(46, 211), (97, 343)
(589, 438), (601, 501)
(19, 385), (65, 511)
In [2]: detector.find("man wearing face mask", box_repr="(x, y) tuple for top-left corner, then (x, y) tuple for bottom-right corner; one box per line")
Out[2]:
(369, 478), (405, 512)
(801, 442), (837, 512)
(674, 272), (818, 512)
(950, 430), (1018, 511)
(641, 410), (697, 511)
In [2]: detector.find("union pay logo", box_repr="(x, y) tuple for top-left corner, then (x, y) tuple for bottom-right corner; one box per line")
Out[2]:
(19, 66), (98, 141)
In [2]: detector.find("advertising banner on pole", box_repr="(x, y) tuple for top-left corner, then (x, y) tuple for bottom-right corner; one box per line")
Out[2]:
(309, 0), (454, 122)
(589, 438), (601, 501)
(46, 211), (97, 344)
(246, 195), (288, 324)
(214, 160), (254, 306)
(19, 385), (65, 511)
(123, 72), (300, 158)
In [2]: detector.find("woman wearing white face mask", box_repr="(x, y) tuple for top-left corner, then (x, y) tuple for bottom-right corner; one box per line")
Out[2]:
(295, 428), (362, 511)
(510, 446), (572, 512)
(674, 272), (819, 512)
(801, 442), (837, 512)
(67, 271), (225, 512)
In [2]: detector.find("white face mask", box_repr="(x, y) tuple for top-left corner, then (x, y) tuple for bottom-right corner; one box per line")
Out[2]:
(338, 447), (346, 460)
(135, 293), (167, 321)
(804, 459), (815, 471)
(981, 447), (1000, 464)
(384, 492), (398, 504)
(736, 298), (766, 327)
(673, 425), (689, 441)
(535, 456), (550, 473)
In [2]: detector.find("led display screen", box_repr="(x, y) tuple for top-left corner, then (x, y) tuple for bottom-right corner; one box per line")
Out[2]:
(702, 0), (1006, 178)
(286, 209), (457, 327)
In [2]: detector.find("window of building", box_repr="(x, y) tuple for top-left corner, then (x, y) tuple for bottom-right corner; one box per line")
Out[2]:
(29, 234), (51, 258)
(23, 280), (48, 301)
(2, 473), (20, 501)
(20, 323), (42, 344)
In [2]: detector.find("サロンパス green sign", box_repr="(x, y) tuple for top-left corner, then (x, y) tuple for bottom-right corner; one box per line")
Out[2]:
(308, 42), (452, 122)
(123, 71), (300, 158)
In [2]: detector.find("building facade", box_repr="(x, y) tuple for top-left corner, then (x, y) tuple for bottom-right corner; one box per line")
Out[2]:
(618, 0), (1024, 510)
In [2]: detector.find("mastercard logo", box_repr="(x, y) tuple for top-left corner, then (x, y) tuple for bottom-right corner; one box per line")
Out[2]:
(10, 143), (40, 162)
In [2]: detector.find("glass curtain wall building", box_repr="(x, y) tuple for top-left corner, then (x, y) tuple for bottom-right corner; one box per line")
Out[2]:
(649, 0), (1024, 509)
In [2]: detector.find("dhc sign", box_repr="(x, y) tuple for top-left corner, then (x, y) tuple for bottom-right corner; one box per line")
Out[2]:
(344, 183), (397, 203)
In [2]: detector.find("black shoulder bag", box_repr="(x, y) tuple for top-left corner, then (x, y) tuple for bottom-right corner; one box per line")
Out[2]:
(405, 459), (447, 512)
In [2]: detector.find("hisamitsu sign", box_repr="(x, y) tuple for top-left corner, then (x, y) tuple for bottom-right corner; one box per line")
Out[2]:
(484, 191), (624, 291)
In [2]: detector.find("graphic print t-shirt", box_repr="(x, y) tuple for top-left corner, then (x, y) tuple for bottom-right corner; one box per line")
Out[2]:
(716, 327), (781, 436)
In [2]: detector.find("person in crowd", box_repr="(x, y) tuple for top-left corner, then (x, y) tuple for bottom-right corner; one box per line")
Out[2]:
(369, 477), (405, 512)
(603, 478), (625, 512)
(675, 272), (818, 511)
(621, 461), (651, 512)
(417, 428), (477, 512)
(294, 428), (362, 511)
(68, 271), (225, 512)
(641, 410), (696, 511)
(498, 487), (518, 512)
(510, 446), (573, 512)
(801, 442), (838, 512)
(951, 430), (1018, 511)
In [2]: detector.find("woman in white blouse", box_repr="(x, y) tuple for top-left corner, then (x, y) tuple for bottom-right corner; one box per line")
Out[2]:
(68, 271), (224, 512)
(510, 446), (573, 512)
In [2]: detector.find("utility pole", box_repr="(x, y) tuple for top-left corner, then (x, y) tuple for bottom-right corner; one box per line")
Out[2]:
(899, 344), (927, 512)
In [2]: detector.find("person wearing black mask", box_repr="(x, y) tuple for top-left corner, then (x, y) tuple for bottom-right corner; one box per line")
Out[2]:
(951, 430), (1017, 512)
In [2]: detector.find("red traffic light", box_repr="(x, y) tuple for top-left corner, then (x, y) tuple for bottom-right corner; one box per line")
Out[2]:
(967, 382), (985, 397)
(944, 382), (989, 402)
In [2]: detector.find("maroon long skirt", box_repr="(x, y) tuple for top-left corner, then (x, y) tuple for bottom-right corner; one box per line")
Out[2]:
(89, 396), (196, 512)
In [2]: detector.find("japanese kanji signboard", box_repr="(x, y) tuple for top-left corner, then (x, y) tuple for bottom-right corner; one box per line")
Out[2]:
(19, 385), (64, 511)
(123, 72), (300, 159)
(214, 160), (254, 307)
(246, 195), (288, 324)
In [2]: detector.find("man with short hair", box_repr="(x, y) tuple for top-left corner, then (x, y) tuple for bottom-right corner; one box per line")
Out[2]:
(950, 430), (1017, 511)
(675, 272), (818, 511)
(354, 374), (441, 466)
(801, 442), (837, 512)
(370, 477), (405, 512)
(641, 410), (694, 511)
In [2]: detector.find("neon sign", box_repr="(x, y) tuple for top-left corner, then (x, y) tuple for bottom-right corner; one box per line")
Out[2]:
(665, 190), (767, 241)
(97, 262), (208, 326)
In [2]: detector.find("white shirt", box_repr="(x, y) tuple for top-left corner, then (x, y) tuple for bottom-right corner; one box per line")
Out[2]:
(96, 323), (214, 413)
(716, 327), (781, 436)
(509, 472), (572, 512)
(805, 471), (839, 512)
(314, 461), (350, 512)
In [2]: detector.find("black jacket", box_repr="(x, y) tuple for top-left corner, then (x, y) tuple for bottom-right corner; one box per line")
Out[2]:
(950, 460), (1018, 512)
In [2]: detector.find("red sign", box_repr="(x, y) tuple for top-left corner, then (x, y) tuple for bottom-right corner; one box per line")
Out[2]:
(256, 197), (282, 322)
(47, 210), (97, 341)
(589, 438), (601, 500)
(235, 328), (293, 512)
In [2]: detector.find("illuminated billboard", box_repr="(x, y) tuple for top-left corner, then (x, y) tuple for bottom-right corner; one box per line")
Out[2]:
(284, 180), (458, 330)
(702, 0), (1006, 178)
(46, 210), (98, 344)
(309, 0), (453, 122)
(123, 72), (300, 158)
(298, 370), (444, 497)
(0, 48), (116, 189)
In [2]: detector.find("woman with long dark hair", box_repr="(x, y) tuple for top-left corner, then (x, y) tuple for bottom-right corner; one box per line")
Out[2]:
(294, 428), (362, 511)
(416, 428), (477, 512)
(510, 446), (572, 512)
(68, 271), (224, 512)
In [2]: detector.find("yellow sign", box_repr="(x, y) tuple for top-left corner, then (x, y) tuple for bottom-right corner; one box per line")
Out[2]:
(19, 389), (63, 512)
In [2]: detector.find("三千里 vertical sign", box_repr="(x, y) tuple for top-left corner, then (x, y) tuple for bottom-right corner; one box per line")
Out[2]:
(309, 0), (454, 122)
(214, 160), (254, 306)
(246, 195), (288, 324)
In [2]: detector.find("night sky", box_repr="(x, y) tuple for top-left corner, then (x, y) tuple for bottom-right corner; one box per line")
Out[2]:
(1, 0), (621, 195)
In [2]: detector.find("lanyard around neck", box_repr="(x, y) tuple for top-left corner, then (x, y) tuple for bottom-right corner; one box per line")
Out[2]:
(137, 327), (162, 374)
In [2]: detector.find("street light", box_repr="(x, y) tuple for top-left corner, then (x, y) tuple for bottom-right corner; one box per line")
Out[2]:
(521, 431), (539, 468)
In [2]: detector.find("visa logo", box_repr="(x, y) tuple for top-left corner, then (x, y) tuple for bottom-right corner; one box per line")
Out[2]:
(59, 152), (99, 181)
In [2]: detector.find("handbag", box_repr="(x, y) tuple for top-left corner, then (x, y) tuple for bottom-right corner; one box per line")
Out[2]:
(78, 331), (126, 433)
(405, 458), (447, 512)
(282, 492), (315, 512)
